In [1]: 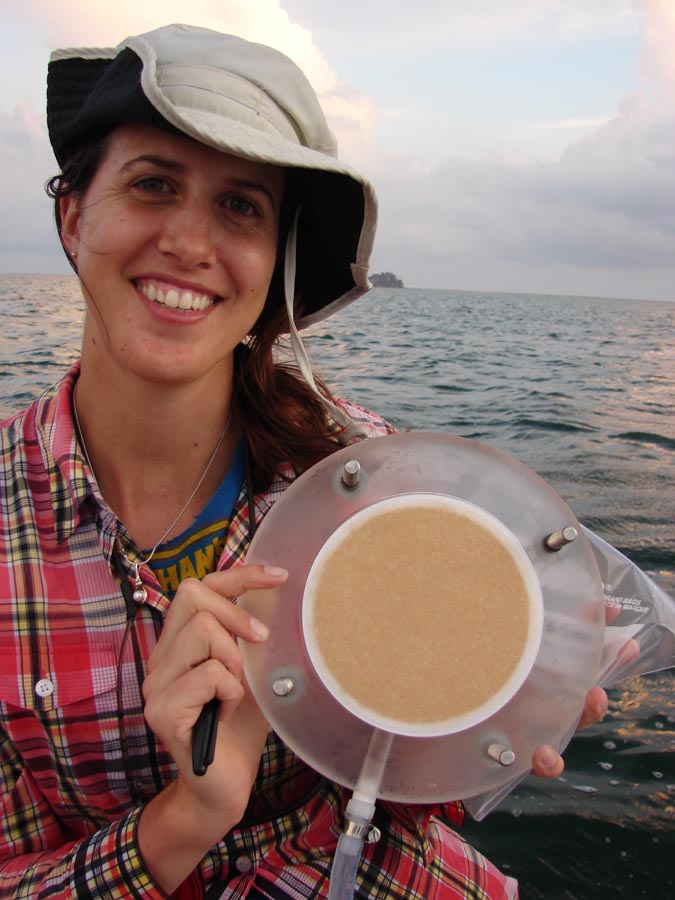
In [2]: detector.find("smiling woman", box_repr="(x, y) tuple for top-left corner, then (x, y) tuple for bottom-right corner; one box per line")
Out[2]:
(0, 21), (607, 900)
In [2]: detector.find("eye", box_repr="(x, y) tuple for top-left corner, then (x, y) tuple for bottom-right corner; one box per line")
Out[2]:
(134, 176), (172, 194)
(224, 195), (259, 217)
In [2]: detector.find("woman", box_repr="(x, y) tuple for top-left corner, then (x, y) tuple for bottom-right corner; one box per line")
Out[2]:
(0, 24), (607, 899)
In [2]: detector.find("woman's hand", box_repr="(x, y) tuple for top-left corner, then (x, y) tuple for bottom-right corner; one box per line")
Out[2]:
(138, 563), (287, 892)
(531, 598), (641, 779)
(531, 686), (609, 778)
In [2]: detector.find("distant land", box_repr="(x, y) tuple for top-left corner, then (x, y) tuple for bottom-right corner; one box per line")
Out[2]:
(370, 271), (404, 288)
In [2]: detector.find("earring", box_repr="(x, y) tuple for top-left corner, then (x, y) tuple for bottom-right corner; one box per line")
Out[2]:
(71, 249), (78, 259)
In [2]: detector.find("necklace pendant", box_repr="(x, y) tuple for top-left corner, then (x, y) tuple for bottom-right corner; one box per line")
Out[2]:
(132, 564), (147, 604)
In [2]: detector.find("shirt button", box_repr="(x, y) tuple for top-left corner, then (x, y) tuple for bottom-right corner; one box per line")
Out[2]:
(35, 678), (54, 698)
(235, 856), (253, 873)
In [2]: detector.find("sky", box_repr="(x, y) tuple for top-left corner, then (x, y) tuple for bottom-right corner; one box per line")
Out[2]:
(2, 0), (675, 301)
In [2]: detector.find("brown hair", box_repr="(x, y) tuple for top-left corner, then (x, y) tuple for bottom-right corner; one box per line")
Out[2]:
(47, 135), (344, 494)
(234, 335), (342, 495)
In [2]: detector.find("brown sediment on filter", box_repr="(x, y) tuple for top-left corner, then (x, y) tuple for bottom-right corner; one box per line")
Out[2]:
(308, 503), (533, 725)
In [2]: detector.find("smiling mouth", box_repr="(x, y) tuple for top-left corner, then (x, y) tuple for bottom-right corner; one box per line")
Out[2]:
(136, 279), (217, 311)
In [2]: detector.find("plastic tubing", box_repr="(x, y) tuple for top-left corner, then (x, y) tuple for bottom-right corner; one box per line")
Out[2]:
(326, 794), (377, 900)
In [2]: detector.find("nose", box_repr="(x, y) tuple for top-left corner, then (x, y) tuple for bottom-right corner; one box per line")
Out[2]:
(157, 197), (219, 269)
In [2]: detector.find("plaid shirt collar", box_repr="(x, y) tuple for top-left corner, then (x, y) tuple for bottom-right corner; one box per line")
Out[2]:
(28, 361), (104, 546)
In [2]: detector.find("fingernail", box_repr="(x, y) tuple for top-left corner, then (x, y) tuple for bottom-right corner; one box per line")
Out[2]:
(540, 747), (557, 768)
(250, 617), (270, 640)
(264, 565), (288, 578)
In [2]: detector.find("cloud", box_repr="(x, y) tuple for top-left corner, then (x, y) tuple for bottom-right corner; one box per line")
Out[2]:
(0, 103), (63, 273)
(372, 88), (675, 298)
(364, 0), (675, 299)
(285, 0), (636, 57)
(531, 117), (612, 132)
(637, 0), (675, 98)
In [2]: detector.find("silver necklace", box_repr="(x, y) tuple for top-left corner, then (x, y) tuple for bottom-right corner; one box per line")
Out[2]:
(73, 397), (230, 602)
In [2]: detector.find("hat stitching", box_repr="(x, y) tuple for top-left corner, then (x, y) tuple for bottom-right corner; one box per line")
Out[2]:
(155, 67), (302, 145)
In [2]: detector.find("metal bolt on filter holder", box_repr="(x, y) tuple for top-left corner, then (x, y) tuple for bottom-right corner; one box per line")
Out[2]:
(272, 677), (295, 697)
(545, 526), (578, 551)
(341, 459), (361, 488)
(486, 743), (516, 767)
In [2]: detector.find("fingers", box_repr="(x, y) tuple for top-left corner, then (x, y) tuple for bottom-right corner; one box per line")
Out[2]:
(577, 685), (609, 729)
(143, 618), (247, 743)
(617, 637), (640, 668)
(147, 608), (248, 696)
(151, 564), (287, 671)
(144, 656), (245, 742)
(532, 685), (611, 780)
(532, 626), (640, 781)
(604, 597), (621, 625)
(143, 563), (287, 751)
(531, 744), (565, 779)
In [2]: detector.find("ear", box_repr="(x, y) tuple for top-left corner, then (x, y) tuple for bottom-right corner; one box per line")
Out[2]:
(59, 193), (82, 261)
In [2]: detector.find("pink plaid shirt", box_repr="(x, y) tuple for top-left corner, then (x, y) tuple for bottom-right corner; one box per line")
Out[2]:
(0, 363), (517, 899)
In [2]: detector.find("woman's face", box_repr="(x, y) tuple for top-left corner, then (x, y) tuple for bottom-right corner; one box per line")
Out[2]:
(60, 123), (285, 389)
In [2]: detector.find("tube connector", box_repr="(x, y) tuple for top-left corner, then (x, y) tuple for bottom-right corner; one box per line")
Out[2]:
(344, 820), (381, 843)
(326, 794), (379, 900)
(344, 794), (380, 842)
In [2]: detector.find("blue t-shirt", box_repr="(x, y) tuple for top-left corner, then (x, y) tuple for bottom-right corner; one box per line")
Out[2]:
(146, 441), (245, 597)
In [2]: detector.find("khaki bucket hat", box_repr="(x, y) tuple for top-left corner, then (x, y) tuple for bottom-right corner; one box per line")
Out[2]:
(47, 23), (378, 330)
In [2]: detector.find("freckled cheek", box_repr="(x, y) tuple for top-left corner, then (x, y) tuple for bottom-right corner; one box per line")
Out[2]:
(234, 247), (278, 295)
(80, 214), (152, 257)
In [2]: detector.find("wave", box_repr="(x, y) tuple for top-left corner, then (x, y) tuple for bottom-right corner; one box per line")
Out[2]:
(513, 417), (595, 434)
(614, 431), (675, 453)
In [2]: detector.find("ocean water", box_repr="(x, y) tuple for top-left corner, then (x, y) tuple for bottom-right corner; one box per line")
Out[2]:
(2, 274), (674, 898)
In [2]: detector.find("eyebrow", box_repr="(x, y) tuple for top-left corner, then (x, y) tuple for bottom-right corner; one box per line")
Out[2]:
(119, 155), (279, 209)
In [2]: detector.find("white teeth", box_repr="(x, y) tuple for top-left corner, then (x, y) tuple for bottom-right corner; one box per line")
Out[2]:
(138, 282), (214, 311)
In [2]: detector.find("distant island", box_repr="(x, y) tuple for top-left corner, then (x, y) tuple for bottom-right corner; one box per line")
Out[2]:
(370, 271), (404, 288)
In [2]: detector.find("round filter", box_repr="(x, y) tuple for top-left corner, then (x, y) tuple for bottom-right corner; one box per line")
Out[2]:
(239, 432), (604, 802)
(302, 494), (543, 737)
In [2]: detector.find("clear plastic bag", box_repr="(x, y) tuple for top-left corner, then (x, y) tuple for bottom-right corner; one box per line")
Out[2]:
(463, 527), (675, 820)
(584, 527), (675, 687)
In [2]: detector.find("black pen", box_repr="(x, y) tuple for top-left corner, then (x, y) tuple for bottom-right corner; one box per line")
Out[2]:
(192, 697), (220, 776)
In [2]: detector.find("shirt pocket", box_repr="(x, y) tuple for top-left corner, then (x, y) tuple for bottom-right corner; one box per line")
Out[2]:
(0, 633), (134, 824)
(0, 630), (119, 710)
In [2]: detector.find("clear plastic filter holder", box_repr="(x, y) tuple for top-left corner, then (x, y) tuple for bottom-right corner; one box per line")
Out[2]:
(239, 433), (607, 808)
